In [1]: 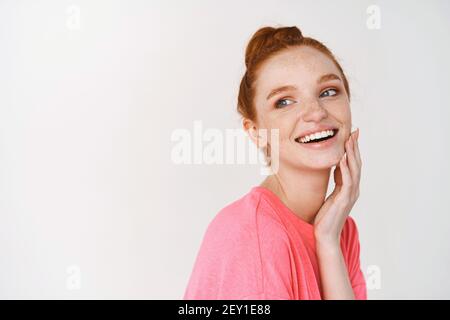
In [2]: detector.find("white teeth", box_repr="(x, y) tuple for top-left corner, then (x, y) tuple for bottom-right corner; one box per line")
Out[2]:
(298, 129), (335, 143)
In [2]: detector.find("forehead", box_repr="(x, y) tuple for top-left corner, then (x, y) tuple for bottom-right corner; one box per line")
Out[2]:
(254, 46), (341, 94)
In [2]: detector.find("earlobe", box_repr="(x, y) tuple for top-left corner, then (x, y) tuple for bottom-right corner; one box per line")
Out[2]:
(248, 127), (261, 147)
(242, 118), (269, 149)
(243, 118), (261, 147)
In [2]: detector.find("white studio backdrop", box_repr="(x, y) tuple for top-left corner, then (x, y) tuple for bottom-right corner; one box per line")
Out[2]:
(1, 0), (449, 299)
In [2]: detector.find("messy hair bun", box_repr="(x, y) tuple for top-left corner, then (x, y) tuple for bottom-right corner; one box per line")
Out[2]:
(244, 26), (304, 70)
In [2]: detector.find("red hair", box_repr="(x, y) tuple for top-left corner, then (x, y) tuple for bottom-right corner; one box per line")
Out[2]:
(237, 26), (350, 121)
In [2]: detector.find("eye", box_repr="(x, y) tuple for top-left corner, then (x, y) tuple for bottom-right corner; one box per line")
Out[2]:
(275, 98), (297, 109)
(320, 88), (339, 98)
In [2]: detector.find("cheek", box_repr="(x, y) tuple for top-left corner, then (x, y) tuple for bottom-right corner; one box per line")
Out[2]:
(280, 118), (295, 137)
(265, 113), (297, 142)
(328, 101), (351, 125)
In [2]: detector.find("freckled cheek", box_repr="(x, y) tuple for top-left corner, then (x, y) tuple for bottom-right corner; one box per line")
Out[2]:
(277, 117), (298, 144)
(263, 113), (293, 139)
(328, 102), (351, 124)
(326, 103), (351, 147)
(263, 127), (291, 151)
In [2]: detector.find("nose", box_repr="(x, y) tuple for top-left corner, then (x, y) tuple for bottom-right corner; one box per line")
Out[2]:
(301, 99), (328, 122)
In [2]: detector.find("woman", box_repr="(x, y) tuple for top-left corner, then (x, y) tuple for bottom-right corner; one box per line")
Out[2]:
(184, 26), (366, 300)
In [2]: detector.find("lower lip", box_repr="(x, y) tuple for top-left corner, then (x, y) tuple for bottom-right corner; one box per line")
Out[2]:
(296, 132), (338, 149)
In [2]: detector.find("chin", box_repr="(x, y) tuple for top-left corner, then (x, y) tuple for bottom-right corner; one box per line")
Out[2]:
(277, 141), (345, 170)
(306, 158), (339, 170)
(286, 150), (342, 170)
(279, 156), (336, 171)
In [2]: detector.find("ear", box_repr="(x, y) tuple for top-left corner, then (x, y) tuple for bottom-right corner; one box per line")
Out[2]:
(242, 118), (267, 148)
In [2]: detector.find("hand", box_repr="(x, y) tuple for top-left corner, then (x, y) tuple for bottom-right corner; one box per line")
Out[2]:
(314, 128), (362, 246)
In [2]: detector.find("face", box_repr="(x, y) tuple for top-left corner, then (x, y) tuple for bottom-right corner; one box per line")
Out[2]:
(247, 45), (352, 171)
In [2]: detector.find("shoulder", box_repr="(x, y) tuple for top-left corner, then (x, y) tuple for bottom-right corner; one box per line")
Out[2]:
(205, 189), (288, 243)
(342, 216), (361, 241)
(341, 216), (367, 298)
(340, 216), (363, 258)
(199, 189), (290, 258)
(185, 189), (294, 299)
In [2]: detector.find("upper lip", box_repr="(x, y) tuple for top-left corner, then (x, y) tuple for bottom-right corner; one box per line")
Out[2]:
(296, 125), (339, 140)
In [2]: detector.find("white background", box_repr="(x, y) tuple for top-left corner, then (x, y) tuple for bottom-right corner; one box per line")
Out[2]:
(1, 0), (449, 299)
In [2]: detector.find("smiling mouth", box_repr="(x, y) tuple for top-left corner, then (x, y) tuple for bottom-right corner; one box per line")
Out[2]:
(295, 129), (339, 144)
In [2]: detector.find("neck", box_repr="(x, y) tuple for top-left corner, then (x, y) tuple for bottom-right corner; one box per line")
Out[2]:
(260, 164), (331, 224)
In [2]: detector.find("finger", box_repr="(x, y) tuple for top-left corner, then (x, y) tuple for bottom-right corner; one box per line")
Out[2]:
(354, 129), (362, 167)
(338, 153), (352, 200)
(346, 135), (360, 184)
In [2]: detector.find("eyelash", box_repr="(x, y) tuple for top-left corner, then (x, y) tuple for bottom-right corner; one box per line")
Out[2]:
(320, 87), (340, 98)
(275, 97), (296, 109)
(274, 88), (340, 109)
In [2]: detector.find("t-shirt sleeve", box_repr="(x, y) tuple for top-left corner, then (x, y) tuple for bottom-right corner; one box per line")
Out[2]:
(183, 209), (262, 300)
(183, 196), (295, 300)
(343, 216), (367, 300)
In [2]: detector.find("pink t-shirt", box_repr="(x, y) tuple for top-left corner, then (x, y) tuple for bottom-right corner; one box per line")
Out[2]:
(183, 186), (367, 300)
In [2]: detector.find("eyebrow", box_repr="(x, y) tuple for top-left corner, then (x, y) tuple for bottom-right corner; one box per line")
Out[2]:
(265, 85), (297, 101)
(317, 73), (342, 84)
(265, 73), (342, 100)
